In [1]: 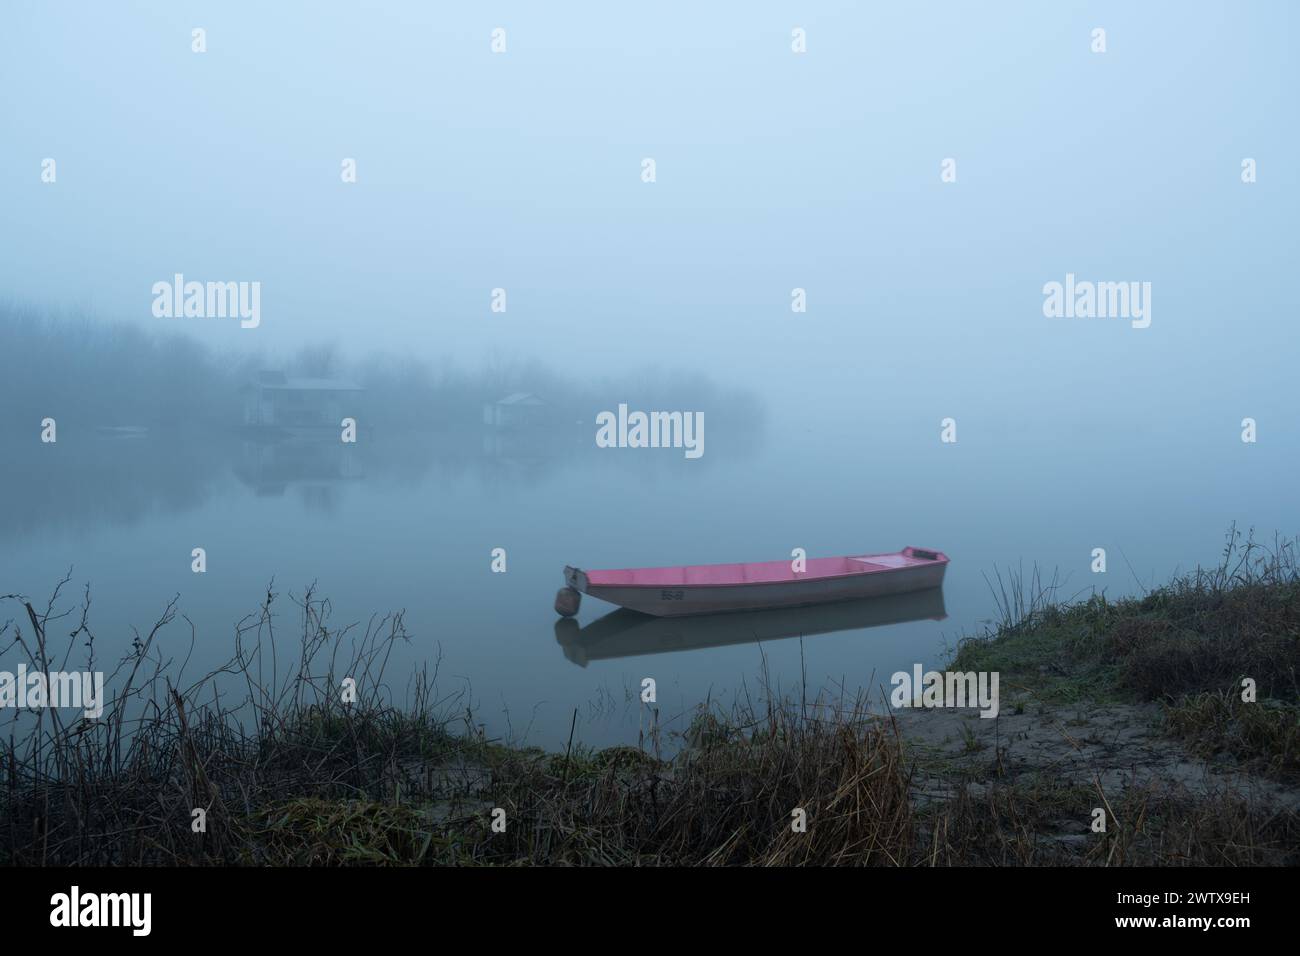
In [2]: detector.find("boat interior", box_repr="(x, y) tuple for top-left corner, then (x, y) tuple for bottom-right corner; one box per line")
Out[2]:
(586, 549), (943, 587)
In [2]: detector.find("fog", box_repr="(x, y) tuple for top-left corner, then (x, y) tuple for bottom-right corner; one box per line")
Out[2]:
(1, 2), (1296, 747)
(1, 3), (1293, 402)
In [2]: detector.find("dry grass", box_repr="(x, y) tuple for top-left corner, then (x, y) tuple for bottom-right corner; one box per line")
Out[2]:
(462, 698), (916, 866)
(1, 578), (464, 865)
(1163, 691), (1300, 775)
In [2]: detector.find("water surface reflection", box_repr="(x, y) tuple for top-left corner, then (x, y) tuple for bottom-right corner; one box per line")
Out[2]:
(556, 588), (947, 666)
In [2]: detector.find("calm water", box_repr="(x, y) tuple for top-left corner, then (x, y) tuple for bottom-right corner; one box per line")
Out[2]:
(3, 395), (1293, 749)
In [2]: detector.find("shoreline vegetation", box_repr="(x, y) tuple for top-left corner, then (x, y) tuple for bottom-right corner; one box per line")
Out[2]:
(2, 529), (1297, 866)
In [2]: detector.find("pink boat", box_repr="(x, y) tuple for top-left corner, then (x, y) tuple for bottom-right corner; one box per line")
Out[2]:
(556, 547), (949, 618)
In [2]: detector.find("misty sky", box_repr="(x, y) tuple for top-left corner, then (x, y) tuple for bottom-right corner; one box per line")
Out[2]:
(2, 1), (1297, 426)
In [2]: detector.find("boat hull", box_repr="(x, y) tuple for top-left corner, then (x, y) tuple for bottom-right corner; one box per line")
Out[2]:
(556, 587), (948, 665)
(566, 547), (948, 618)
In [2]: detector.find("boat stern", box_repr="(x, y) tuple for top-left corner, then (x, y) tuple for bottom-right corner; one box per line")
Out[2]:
(564, 565), (589, 594)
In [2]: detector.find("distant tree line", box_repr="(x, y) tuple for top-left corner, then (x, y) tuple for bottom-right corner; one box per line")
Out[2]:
(0, 303), (763, 435)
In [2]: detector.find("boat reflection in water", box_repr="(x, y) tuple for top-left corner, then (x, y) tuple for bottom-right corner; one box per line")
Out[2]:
(555, 587), (946, 667)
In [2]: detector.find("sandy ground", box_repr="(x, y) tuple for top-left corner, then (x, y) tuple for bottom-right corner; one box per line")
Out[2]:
(891, 701), (1299, 814)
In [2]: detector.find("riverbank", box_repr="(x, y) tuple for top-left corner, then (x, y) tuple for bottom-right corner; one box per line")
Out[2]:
(897, 530), (1299, 864)
(3, 532), (1296, 865)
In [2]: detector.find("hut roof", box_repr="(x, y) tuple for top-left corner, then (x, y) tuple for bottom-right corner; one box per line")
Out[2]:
(253, 372), (364, 392)
(494, 392), (545, 406)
